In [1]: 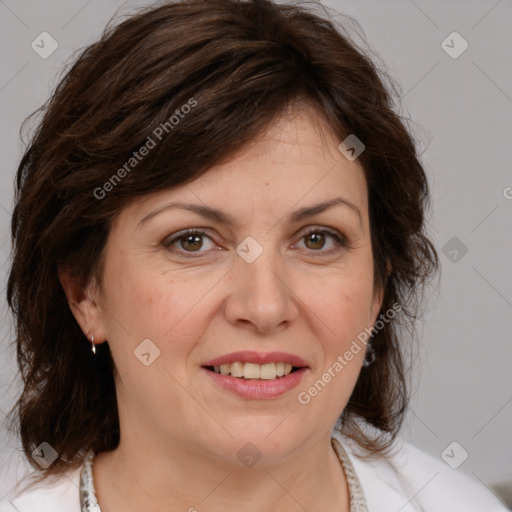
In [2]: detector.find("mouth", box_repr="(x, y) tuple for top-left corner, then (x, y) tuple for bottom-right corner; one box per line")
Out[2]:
(201, 363), (309, 399)
(200, 351), (309, 398)
(201, 351), (309, 377)
(202, 362), (304, 380)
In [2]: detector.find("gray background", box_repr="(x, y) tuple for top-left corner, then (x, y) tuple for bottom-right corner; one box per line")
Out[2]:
(0, 0), (511, 506)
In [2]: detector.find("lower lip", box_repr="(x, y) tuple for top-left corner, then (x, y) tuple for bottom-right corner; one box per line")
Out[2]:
(201, 367), (308, 399)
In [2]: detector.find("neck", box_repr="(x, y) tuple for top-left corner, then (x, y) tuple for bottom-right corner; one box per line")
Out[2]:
(92, 433), (350, 512)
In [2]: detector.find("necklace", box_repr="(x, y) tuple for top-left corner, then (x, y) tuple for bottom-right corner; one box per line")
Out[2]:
(79, 450), (101, 512)
(80, 438), (368, 511)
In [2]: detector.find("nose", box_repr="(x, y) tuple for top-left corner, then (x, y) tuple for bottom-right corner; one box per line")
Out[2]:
(223, 243), (299, 334)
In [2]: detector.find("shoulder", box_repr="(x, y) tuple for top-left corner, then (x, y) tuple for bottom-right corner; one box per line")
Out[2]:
(0, 466), (81, 512)
(331, 429), (509, 512)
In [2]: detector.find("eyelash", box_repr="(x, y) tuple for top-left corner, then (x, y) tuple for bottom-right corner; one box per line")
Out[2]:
(162, 226), (348, 258)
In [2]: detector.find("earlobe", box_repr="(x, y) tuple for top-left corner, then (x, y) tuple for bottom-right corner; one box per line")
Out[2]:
(58, 267), (107, 343)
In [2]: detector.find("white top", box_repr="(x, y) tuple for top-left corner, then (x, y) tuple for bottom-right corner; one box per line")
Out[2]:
(0, 429), (508, 512)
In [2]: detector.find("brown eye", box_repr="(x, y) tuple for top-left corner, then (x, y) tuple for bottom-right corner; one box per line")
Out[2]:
(163, 229), (217, 256)
(295, 227), (348, 257)
(179, 233), (204, 252)
(304, 231), (326, 250)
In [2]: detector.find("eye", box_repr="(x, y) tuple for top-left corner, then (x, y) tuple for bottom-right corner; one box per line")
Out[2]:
(162, 229), (219, 257)
(162, 226), (348, 259)
(293, 227), (348, 257)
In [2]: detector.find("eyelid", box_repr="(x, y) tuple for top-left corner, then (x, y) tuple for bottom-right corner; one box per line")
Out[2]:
(293, 226), (349, 255)
(162, 225), (349, 257)
(161, 228), (214, 249)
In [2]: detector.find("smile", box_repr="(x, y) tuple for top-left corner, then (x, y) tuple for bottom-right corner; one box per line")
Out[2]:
(206, 362), (298, 380)
(201, 365), (308, 400)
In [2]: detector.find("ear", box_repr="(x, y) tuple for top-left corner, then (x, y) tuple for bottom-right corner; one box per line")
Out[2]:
(58, 267), (108, 345)
(369, 259), (391, 326)
(370, 282), (384, 327)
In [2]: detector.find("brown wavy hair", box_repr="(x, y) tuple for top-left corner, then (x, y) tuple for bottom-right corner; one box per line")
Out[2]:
(5, 0), (439, 487)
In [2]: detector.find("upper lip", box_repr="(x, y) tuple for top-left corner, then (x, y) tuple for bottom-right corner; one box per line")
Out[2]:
(202, 351), (309, 368)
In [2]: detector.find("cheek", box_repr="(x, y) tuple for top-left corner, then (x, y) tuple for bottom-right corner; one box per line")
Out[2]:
(304, 267), (375, 342)
(295, 278), (372, 418)
(101, 252), (222, 348)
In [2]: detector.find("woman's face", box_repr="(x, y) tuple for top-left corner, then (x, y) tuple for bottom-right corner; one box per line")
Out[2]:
(74, 105), (383, 465)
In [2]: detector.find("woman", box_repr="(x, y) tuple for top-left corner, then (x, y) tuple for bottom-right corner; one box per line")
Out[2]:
(1, 1), (508, 511)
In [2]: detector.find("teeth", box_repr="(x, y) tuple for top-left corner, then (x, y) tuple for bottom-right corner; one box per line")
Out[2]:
(244, 363), (261, 379)
(211, 362), (297, 379)
(259, 363), (276, 380)
(230, 362), (244, 378)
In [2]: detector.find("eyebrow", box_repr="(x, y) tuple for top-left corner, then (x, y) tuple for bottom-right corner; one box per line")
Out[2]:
(137, 197), (362, 228)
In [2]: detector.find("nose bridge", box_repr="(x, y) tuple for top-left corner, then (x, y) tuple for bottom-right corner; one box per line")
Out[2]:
(228, 234), (297, 331)
(239, 234), (287, 301)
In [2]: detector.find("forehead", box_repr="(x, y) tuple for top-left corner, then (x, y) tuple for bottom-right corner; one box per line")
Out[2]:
(216, 102), (362, 172)
(120, 103), (369, 229)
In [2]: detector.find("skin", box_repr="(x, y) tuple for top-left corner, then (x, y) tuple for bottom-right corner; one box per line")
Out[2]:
(60, 102), (385, 512)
